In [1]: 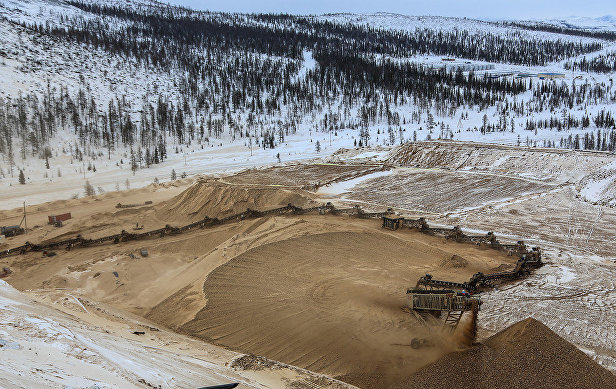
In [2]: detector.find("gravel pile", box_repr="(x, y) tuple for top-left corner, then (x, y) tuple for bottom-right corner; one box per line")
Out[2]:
(397, 317), (616, 389)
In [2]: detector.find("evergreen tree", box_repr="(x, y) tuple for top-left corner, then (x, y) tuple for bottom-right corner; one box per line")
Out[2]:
(84, 180), (95, 196)
(130, 147), (138, 175)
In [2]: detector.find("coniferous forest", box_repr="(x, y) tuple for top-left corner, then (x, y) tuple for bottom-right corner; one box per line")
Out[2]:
(1, 0), (615, 179)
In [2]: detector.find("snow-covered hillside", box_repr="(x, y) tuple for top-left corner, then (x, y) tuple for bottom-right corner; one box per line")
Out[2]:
(319, 12), (604, 43)
(541, 15), (616, 32)
(1, 0), (616, 208)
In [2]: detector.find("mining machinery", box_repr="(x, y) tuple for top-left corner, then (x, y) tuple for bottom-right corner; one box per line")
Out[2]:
(415, 246), (543, 293)
(406, 287), (480, 348)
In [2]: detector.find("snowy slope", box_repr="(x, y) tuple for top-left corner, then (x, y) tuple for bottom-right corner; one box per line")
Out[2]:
(0, 279), (242, 388)
(541, 15), (616, 32)
(579, 159), (616, 206)
(318, 12), (604, 43)
(0, 0), (183, 100)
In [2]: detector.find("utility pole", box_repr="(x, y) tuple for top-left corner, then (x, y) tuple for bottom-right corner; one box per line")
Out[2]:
(20, 201), (27, 230)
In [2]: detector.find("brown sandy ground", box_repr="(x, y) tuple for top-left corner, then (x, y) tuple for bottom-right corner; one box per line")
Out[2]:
(7, 157), (613, 388)
(172, 222), (515, 388)
(155, 179), (316, 223)
(0, 177), (518, 388)
(0, 179), (192, 249)
(223, 163), (385, 188)
(6, 283), (356, 388)
(0, 160), (380, 247)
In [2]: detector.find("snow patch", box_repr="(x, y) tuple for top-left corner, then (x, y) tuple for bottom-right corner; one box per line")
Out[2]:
(316, 170), (392, 197)
(559, 266), (576, 283)
(492, 156), (509, 168)
(580, 176), (612, 202)
(349, 151), (390, 160)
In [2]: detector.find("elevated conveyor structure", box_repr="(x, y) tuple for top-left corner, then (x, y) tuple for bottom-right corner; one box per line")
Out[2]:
(406, 288), (480, 348)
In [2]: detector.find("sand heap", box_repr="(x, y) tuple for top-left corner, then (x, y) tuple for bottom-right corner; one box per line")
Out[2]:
(439, 254), (469, 268)
(156, 179), (314, 222)
(398, 317), (616, 389)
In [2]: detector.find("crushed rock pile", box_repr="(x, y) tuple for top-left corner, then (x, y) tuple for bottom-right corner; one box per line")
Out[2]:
(397, 317), (616, 389)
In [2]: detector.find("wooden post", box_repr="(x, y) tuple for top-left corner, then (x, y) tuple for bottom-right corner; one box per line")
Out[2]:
(21, 201), (27, 231)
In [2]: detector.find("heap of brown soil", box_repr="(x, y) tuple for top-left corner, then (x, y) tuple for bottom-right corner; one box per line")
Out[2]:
(397, 318), (616, 389)
(156, 180), (314, 222)
(439, 254), (468, 268)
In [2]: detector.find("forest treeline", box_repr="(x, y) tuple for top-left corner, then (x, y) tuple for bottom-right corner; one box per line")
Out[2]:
(59, 1), (602, 66)
(565, 52), (616, 73)
(1, 0), (615, 170)
(502, 21), (616, 42)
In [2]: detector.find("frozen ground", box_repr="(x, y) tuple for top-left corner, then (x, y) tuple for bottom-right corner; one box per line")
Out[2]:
(315, 170), (392, 198)
(0, 279), (255, 388)
(342, 168), (554, 214)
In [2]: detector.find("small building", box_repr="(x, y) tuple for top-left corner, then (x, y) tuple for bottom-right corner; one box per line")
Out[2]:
(538, 72), (565, 80)
(382, 216), (404, 230)
(515, 72), (536, 79)
(445, 63), (495, 72)
(48, 213), (72, 225)
(485, 71), (514, 79)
